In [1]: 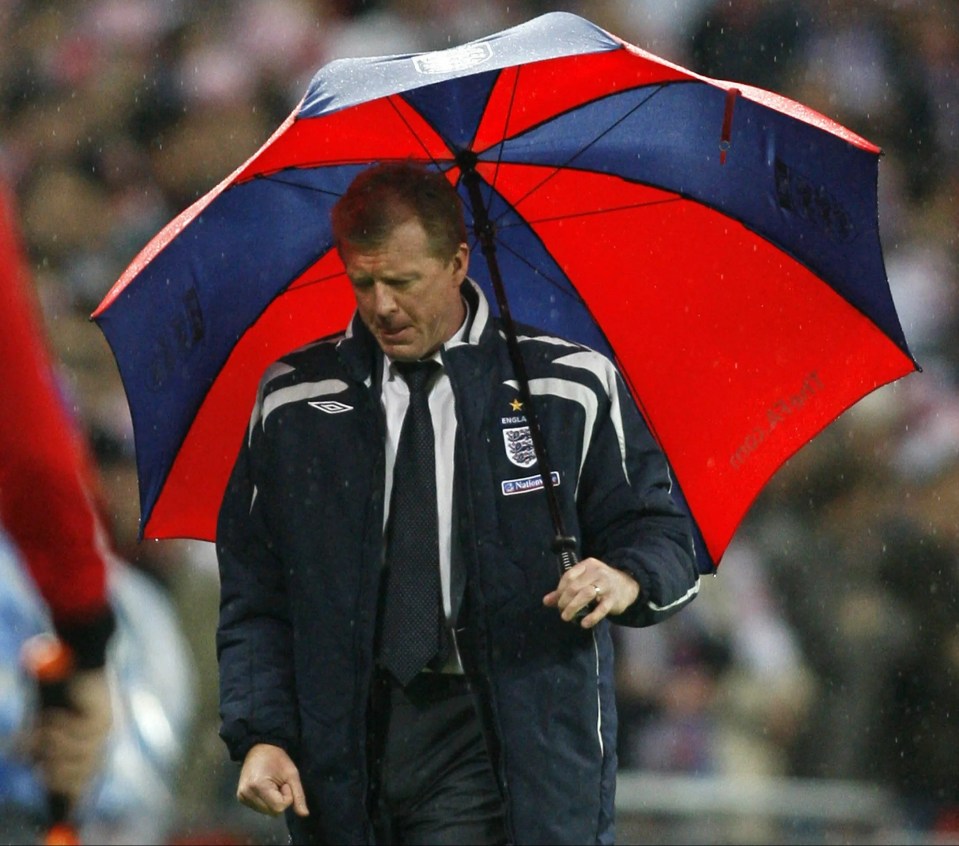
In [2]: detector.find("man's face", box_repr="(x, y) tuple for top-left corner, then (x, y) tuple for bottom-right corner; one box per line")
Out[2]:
(343, 217), (469, 361)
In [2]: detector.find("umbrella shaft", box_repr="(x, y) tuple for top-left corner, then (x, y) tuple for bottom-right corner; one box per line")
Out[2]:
(459, 161), (575, 574)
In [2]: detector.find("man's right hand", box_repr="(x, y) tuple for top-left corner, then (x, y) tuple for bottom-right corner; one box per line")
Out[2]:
(237, 743), (310, 817)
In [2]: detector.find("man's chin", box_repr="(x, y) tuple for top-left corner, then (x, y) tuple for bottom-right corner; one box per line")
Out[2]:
(378, 335), (420, 361)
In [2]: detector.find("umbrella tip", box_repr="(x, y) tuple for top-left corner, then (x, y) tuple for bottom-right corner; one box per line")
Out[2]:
(720, 87), (741, 165)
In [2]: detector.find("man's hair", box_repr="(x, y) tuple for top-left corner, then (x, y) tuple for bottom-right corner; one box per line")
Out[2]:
(331, 161), (468, 261)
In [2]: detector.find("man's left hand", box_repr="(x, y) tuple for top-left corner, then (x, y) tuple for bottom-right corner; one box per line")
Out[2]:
(543, 558), (640, 628)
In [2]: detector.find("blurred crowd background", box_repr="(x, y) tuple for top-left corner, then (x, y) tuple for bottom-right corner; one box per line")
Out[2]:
(1, 0), (957, 844)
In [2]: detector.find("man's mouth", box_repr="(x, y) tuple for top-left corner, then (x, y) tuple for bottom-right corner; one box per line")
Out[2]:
(379, 325), (410, 338)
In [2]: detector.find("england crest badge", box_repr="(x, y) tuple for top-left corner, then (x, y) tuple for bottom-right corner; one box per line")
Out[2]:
(503, 426), (536, 468)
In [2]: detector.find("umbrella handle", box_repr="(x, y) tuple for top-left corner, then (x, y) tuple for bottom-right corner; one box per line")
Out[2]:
(21, 636), (82, 846)
(553, 534), (579, 576)
(553, 536), (595, 621)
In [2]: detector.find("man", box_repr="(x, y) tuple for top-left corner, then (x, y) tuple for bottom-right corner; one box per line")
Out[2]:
(217, 162), (700, 844)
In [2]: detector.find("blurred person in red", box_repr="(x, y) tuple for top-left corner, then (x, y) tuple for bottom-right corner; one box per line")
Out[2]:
(0, 177), (115, 820)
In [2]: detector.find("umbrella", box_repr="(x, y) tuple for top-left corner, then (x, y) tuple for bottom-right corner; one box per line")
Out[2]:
(92, 12), (917, 572)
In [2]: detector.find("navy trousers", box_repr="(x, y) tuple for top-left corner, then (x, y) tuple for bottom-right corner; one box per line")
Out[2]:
(373, 672), (507, 845)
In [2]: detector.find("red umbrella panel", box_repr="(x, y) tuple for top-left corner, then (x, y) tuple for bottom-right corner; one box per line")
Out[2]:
(92, 12), (917, 571)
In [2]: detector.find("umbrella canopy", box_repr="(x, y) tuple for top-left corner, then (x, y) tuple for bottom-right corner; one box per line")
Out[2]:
(93, 12), (917, 571)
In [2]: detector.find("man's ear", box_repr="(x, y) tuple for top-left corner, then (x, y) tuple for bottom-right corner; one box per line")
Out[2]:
(451, 242), (469, 284)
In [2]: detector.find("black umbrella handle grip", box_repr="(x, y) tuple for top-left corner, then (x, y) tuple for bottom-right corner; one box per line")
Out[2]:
(37, 674), (75, 831)
(554, 535), (579, 575)
(552, 536), (595, 622)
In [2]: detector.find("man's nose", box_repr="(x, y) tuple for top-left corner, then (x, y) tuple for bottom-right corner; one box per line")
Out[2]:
(371, 282), (397, 316)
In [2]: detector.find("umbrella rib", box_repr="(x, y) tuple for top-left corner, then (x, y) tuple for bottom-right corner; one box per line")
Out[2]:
(496, 196), (683, 228)
(483, 234), (580, 306)
(281, 269), (345, 292)
(484, 65), (523, 210)
(490, 84), (668, 227)
(385, 94), (447, 170)
(254, 173), (347, 198)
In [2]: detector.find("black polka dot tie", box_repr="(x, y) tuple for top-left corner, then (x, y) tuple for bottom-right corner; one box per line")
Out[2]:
(378, 360), (445, 687)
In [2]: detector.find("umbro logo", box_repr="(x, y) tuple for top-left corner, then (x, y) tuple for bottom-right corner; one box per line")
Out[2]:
(308, 400), (353, 414)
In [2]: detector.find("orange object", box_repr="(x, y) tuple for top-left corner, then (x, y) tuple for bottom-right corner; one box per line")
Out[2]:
(43, 822), (80, 846)
(20, 634), (75, 685)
